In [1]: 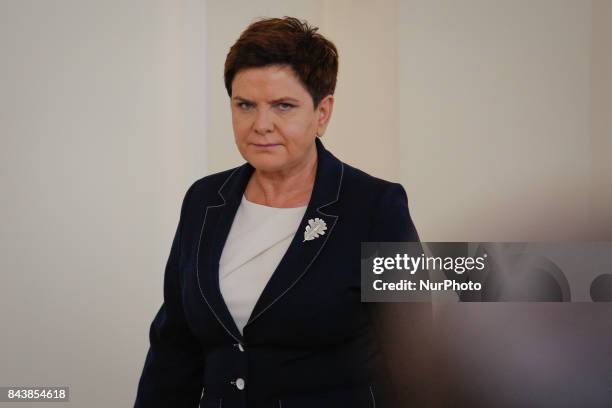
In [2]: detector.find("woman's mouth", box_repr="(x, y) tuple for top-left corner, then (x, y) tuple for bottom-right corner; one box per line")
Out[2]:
(252, 143), (280, 148)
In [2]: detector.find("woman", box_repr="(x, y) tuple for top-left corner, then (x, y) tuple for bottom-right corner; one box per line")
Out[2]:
(134, 17), (422, 408)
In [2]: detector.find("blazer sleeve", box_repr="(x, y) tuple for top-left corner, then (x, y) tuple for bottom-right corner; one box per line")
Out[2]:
(368, 182), (419, 242)
(366, 183), (434, 407)
(134, 184), (205, 408)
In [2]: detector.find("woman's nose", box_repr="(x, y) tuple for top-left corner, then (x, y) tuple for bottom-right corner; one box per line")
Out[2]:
(253, 108), (273, 134)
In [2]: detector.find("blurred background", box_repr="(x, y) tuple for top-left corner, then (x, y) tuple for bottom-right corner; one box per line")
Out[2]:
(1, 0), (611, 406)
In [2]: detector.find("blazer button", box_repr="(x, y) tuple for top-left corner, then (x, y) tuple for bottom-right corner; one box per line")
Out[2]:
(232, 378), (245, 390)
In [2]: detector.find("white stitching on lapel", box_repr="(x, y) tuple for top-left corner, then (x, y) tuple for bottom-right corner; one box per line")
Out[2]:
(369, 384), (376, 408)
(246, 162), (344, 325)
(195, 167), (242, 343)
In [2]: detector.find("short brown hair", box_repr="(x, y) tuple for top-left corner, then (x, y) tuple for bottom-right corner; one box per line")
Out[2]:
(224, 16), (338, 108)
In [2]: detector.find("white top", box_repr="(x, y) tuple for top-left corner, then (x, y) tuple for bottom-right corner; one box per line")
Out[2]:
(219, 194), (308, 334)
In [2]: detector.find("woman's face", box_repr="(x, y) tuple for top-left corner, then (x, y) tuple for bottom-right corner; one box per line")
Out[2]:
(230, 64), (333, 174)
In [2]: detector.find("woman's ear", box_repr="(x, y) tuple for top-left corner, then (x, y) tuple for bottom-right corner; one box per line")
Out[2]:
(316, 95), (334, 137)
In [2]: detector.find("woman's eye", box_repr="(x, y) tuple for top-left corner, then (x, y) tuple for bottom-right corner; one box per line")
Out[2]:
(277, 103), (293, 111)
(238, 102), (253, 110)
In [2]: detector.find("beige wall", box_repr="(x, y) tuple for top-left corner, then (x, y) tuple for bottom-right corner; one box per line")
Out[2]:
(592, 0), (612, 239)
(316, 0), (401, 181)
(1, 1), (206, 406)
(399, 0), (596, 241)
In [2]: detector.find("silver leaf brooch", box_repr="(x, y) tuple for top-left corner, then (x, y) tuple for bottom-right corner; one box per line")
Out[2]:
(303, 217), (327, 242)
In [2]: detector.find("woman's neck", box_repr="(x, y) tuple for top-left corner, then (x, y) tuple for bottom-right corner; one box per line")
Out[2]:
(245, 152), (317, 208)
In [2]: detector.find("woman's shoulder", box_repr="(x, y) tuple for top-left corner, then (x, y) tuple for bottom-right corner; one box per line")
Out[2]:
(340, 161), (419, 241)
(187, 165), (242, 196)
(340, 161), (409, 201)
(177, 165), (244, 212)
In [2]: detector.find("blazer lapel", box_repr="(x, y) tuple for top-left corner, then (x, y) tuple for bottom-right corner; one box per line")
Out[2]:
(196, 138), (344, 341)
(196, 165), (252, 343)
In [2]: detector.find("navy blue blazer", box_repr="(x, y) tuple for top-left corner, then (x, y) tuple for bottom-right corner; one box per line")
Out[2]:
(134, 138), (420, 408)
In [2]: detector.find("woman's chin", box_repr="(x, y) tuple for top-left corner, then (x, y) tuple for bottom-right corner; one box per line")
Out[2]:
(247, 156), (287, 173)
